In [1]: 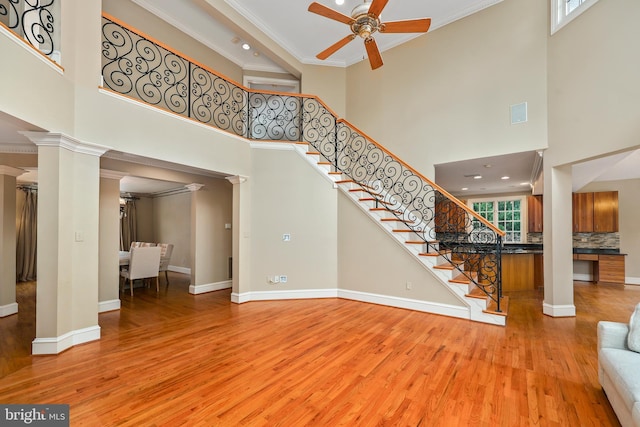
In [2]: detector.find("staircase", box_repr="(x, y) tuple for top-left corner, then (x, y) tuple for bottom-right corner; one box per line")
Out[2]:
(297, 143), (508, 326)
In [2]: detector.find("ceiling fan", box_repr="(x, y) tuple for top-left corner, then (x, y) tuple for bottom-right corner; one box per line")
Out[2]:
(308, 0), (431, 70)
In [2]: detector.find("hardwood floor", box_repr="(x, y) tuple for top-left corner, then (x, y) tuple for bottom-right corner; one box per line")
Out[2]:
(1, 275), (638, 426)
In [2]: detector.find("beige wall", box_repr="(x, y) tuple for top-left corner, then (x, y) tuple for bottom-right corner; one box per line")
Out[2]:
(249, 147), (338, 291)
(98, 176), (121, 304)
(153, 192), (191, 269)
(135, 196), (154, 242)
(338, 192), (464, 306)
(344, 0), (548, 179)
(301, 65), (347, 118)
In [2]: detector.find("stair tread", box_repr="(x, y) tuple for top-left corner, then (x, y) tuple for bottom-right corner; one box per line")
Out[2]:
(306, 151), (320, 155)
(465, 286), (487, 299)
(449, 272), (478, 284)
(405, 240), (438, 244)
(419, 250), (451, 257)
(433, 261), (463, 270)
(318, 162), (331, 165)
(484, 296), (509, 316)
(328, 171), (342, 175)
(335, 180), (355, 184)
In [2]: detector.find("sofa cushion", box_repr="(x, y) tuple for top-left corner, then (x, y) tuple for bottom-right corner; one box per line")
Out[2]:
(633, 402), (640, 426)
(600, 348), (640, 412)
(629, 303), (640, 353)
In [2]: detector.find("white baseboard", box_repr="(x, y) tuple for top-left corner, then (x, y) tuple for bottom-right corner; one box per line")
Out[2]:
(573, 273), (593, 282)
(230, 288), (469, 320)
(32, 325), (101, 355)
(0, 302), (18, 317)
(98, 299), (121, 313)
(232, 288), (338, 303)
(169, 265), (191, 275)
(543, 302), (576, 317)
(625, 276), (640, 285)
(189, 280), (232, 295)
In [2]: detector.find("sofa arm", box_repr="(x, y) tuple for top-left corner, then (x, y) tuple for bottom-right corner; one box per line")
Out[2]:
(597, 321), (629, 353)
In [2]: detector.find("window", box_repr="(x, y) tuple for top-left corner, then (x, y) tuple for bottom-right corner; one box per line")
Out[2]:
(551, 0), (600, 34)
(469, 197), (524, 243)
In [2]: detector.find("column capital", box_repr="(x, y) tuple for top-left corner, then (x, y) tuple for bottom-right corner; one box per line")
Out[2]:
(100, 169), (128, 180)
(20, 132), (111, 157)
(185, 183), (205, 192)
(226, 175), (248, 185)
(0, 165), (26, 177)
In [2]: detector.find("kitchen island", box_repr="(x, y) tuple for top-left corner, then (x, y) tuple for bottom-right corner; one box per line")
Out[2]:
(502, 245), (544, 292)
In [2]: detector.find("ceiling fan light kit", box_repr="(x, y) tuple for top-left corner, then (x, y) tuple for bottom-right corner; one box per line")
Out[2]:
(308, 0), (431, 70)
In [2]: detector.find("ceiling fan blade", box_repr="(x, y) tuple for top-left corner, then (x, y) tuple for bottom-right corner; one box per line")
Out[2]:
(308, 2), (355, 25)
(367, 0), (389, 19)
(380, 18), (432, 33)
(364, 37), (383, 70)
(316, 34), (356, 60)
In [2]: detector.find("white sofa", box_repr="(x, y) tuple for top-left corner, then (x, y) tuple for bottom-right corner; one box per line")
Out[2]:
(598, 320), (640, 427)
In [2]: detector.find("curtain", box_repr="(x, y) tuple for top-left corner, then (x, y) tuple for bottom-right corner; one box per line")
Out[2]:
(120, 200), (137, 251)
(16, 189), (37, 282)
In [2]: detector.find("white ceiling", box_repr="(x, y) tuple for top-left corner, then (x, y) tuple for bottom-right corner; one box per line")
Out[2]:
(135, 0), (503, 70)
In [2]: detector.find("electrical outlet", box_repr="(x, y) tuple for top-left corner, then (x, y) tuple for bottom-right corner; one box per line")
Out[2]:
(280, 275), (288, 283)
(406, 281), (412, 290)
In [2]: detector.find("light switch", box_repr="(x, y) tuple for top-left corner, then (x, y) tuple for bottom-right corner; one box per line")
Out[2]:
(75, 231), (84, 242)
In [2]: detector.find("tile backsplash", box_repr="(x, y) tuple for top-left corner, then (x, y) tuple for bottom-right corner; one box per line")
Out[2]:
(572, 233), (619, 249)
(527, 232), (543, 244)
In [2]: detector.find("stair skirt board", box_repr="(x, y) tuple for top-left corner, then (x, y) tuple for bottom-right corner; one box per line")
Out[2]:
(231, 288), (470, 320)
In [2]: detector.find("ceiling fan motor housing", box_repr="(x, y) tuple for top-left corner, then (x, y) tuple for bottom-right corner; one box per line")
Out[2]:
(350, 4), (380, 39)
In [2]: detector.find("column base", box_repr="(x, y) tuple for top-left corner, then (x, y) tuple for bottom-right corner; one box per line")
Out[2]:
(0, 302), (18, 317)
(543, 302), (576, 317)
(32, 325), (101, 355)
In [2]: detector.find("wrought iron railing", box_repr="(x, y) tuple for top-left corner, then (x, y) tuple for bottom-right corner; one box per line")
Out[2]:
(0, 0), (58, 59)
(100, 13), (505, 311)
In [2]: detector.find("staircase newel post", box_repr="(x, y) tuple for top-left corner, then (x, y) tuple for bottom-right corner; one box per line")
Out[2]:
(496, 234), (502, 312)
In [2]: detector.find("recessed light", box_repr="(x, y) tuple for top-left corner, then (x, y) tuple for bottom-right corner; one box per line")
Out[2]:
(461, 187), (468, 191)
(520, 182), (530, 186)
(335, 0), (344, 4)
(242, 43), (251, 50)
(473, 175), (482, 179)
(484, 164), (492, 168)
(501, 176), (510, 180)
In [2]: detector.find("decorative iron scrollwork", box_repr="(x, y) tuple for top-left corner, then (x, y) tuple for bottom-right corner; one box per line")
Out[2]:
(1, 0), (56, 57)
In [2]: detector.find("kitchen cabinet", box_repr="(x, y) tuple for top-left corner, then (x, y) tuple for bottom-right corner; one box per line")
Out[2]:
(595, 255), (625, 283)
(527, 195), (543, 233)
(572, 191), (618, 233)
(572, 192), (594, 232)
(593, 191), (618, 232)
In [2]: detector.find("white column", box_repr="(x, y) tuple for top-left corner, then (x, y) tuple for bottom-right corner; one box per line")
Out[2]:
(543, 163), (576, 317)
(21, 132), (110, 354)
(99, 169), (127, 312)
(0, 166), (25, 317)
(226, 175), (250, 303)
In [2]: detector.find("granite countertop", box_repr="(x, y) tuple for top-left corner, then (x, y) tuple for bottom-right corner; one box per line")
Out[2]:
(502, 244), (543, 255)
(573, 248), (624, 255)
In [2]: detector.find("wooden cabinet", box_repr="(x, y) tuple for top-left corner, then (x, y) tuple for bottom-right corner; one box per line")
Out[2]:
(572, 191), (618, 233)
(527, 195), (543, 233)
(595, 255), (625, 283)
(593, 191), (619, 232)
(572, 192), (594, 232)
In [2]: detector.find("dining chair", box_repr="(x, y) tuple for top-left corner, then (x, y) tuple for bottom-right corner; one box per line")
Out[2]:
(120, 246), (162, 296)
(157, 243), (174, 285)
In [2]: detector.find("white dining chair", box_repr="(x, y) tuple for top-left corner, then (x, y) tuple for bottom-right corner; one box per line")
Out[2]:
(157, 243), (174, 285)
(120, 246), (162, 296)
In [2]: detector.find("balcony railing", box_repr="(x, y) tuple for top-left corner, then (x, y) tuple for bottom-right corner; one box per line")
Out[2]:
(100, 13), (505, 311)
(0, 0), (59, 60)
